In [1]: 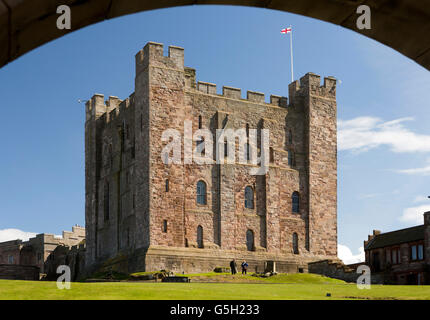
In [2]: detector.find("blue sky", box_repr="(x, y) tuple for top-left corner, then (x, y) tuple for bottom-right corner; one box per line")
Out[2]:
(1, 5), (429, 263)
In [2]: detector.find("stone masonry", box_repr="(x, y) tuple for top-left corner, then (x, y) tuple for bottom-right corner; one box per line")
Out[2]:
(84, 42), (338, 274)
(0, 225), (85, 278)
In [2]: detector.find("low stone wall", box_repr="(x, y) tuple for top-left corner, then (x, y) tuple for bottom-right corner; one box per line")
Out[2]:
(0, 264), (40, 280)
(308, 260), (386, 284)
(87, 246), (335, 277)
(308, 259), (361, 283)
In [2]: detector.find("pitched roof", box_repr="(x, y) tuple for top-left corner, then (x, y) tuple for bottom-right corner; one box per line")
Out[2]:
(365, 225), (425, 250)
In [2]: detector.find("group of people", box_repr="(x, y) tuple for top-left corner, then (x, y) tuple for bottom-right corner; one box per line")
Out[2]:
(229, 259), (248, 275)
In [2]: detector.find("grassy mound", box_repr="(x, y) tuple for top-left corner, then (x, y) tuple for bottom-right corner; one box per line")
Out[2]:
(181, 272), (346, 284)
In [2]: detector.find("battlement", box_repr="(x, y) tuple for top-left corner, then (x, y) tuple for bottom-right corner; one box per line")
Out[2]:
(86, 43), (335, 121)
(86, 93), (131, 124)
(135, 42), (184, 75)
(288, 72), (337, 105)
(29, 226), (86, 247)
(195, 81), (288, 107)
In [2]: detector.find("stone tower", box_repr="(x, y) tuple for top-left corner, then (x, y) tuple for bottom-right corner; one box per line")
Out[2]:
(84, 42), (338, 274)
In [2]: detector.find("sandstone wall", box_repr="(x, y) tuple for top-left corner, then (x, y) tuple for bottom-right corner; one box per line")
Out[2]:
(0, 264), (39, 280)
(84, 42), (338, 274)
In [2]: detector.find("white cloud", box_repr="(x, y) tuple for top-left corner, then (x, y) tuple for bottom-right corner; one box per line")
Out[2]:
(399, 205), (430, 225)
(413, 195), (430, 203)
(397, 165), (430, 176)
(338, 116), (430, 153)
(0, 229), (38, 243)
(396, 157), (430, 176)
(338, 244), (365, 264)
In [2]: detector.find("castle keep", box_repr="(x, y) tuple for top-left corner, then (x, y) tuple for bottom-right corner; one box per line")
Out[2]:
(85, 42), (338, 274)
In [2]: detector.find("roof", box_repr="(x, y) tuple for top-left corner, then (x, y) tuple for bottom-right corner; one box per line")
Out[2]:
(365, 225), (425, 250)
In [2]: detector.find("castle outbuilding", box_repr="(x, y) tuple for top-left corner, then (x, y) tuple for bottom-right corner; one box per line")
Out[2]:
(0, 226), (85, 280)
(363, 212), (430, 284)
(84, 42), (338, 274)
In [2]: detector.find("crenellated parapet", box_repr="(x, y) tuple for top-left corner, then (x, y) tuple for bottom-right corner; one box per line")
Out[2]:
(288, 72), (337, 106)
(85, 93), (136, 126)
(87, 44), (337, 124)
(195, 81), (288, 108)
(135, 41), (184, 76)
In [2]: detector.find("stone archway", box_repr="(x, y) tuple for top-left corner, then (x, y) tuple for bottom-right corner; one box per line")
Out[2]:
(0, 1), (429, 70)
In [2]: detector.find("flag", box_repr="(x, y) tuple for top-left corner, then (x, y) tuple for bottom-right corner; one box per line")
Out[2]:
(280, 27), (292, 34)
(280, 26), (294, 82)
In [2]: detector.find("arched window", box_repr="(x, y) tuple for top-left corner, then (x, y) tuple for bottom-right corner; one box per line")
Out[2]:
(288, 150), (293, 166)
(197, 225), (204, 248)
(196, 180), (207, 205)
(293, 233), (299, 254)
(292, 191), (300, 213)
(244, 186), (254, 209)
(104, 182), (110, 221)
(246, 230), (255, 251)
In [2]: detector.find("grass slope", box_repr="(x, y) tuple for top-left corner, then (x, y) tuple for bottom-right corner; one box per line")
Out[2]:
(0, 273), (429, 300)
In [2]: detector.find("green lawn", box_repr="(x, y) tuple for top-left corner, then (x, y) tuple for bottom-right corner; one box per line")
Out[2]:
(0, 273), (429, 300)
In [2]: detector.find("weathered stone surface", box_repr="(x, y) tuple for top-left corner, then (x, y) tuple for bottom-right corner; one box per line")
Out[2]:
(0, 264), (39, 280)
(0, 226), (85, 278)
(84, 42), (338, 274)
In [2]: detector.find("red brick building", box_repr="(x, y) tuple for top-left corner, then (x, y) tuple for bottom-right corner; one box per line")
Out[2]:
(364, 212), (430, 284)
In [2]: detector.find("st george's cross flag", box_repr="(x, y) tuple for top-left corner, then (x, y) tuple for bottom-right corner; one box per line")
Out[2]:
(280, 26), (294, 82)
(280, 27), (292, 34)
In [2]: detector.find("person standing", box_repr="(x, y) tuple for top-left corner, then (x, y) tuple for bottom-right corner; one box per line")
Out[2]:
(230, 259), (237, 275)
(241, 260), (249, 275)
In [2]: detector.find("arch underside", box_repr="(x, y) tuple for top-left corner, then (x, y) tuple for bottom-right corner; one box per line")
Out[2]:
(0, 0), (429, 70)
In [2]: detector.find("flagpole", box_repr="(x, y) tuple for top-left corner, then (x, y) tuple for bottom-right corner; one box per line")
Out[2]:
(289, 25), (294, 83)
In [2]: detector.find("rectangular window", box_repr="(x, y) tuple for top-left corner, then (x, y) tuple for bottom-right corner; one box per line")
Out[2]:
(397, 248), (401, 264)
(386, 249), (391, 264)
(418, 244), (424, 260)
(163, 220), (168, 233)
(196, 139), (205, 154)
(392, 249), (397, 264)
(411, 245), (417, 260)
(8, 255), (14, 264)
